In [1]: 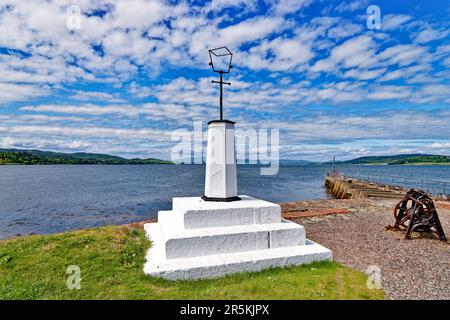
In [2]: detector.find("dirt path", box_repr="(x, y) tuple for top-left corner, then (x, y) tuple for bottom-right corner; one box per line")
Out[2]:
(283, 198), (450, 300)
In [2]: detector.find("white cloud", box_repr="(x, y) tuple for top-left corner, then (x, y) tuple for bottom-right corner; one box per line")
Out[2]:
(334, 0), (367, 13)
(378, 44), (430, 67)
(327, 22), (362, 39)
(0, 114), (86, 122)
(128, 82), (152, 98)
(21, 104), (139, 116)
(242, 37), (313, 71)
(382, 14), (412, 31)
(414, 26), (450, 43)
(111, 0), (182, 29)
(331, 35), (377, 68)
(272, 0), (313, 15)
(0, 82), (50, 104)
(430, 142), (450, 149)
(218, 17), (286, 47)
(144, 75), (449, 114)
(0, 124), (170, 140)
(411, 84), (450, 103)
(443, 56), (450, 67)
(70, 90), (125, 103)
(344, 68), (386, 80)
(378, 64), (430, 82)
(366, 85), (412, 100)
(209, 0), (255, 12)
(311, 35), (378, 73)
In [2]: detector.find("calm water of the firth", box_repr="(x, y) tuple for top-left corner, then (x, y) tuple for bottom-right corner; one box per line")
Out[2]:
(0, 164), (449, 239)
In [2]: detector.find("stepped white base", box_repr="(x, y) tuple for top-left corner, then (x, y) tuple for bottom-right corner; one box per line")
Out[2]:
(144, 223), (332, 280)
(143, 195), (332, 280)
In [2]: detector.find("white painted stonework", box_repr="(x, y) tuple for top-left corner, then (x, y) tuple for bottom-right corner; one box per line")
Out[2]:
(144, 195), (332, 280)
(204, 121), (238, 199)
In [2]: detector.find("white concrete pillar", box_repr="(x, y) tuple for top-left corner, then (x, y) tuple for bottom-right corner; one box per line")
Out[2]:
(202, 120), (240, 201)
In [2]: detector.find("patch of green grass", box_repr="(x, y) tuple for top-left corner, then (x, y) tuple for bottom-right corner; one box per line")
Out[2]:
(0, 225), (384, 300)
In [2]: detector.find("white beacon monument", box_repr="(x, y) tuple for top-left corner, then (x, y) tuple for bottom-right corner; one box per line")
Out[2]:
(144, 47), (332, 279)
(202, 47), (239, 202)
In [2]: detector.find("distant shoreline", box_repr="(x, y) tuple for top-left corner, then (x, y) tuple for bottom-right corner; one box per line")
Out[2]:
(340, 154), (450, 166)
(0, 162), (174, 165)
(0, 148), (173, 165)
(1, 162), (450, 166)
(1, 148), (450, 166)
(351, 163), (450, 166)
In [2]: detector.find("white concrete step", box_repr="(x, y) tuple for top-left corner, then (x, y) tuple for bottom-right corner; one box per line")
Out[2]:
(172, 195), (281, 229)
(156, 219), (306, 259)
(144, 223), (332, 280)
(157, 210), (183, 232)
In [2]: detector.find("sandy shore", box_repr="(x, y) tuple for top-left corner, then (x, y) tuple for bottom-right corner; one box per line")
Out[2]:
(282, 198), (450, 300)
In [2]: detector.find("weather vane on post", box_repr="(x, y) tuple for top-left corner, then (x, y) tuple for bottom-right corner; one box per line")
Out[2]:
(208, 47), (233, 120)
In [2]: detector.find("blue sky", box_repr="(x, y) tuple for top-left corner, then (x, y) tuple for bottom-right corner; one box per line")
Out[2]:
(0, 0), (449, 161)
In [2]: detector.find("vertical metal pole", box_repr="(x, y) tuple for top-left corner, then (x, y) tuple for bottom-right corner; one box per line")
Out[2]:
(219, 71), (223, 120)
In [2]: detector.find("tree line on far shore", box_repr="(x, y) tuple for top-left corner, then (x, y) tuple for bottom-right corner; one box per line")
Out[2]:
(0, 149), (173, 165)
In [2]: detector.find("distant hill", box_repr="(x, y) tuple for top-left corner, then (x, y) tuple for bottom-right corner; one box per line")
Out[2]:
(279, 159), (315, 165)
(342, 154), (450, 165)
(0, 148), (173, 165)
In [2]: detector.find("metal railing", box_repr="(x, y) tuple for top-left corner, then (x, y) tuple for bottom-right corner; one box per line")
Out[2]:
(341, 173), (449, 197)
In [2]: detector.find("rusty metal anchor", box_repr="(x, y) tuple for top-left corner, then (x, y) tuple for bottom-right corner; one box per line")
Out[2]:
(390, 189), (446, 241)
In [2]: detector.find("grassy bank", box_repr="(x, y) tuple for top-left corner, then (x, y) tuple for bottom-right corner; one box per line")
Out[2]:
(0, 225), (384, 300)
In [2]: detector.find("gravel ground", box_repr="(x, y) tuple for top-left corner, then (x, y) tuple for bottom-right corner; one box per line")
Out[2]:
(283, 198), (450, 300)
